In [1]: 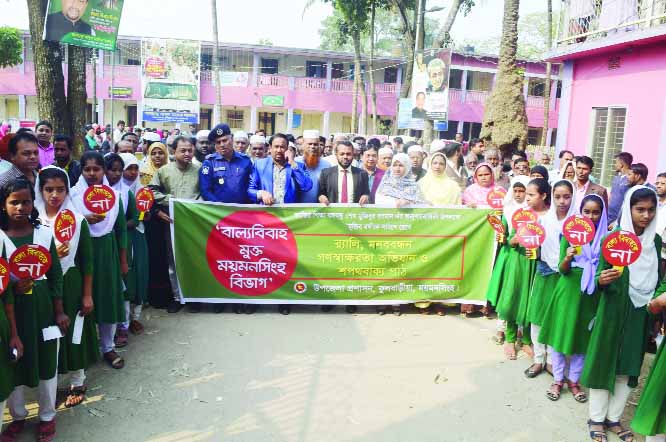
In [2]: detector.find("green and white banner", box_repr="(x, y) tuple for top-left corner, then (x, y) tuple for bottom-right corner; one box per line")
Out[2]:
(170, 200), (495, 305)
(43, 0), (124, 51)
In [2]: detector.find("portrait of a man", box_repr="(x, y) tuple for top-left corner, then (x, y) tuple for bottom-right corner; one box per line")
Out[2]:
(44, 0), (95, 42)
(411, 91), (427, 119)
(426, 58), (448, 93)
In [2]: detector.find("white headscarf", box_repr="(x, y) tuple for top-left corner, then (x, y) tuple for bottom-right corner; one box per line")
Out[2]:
(119, 153), (141, 195)
(34, 166), (84, 275)
(620, 185), (659, 307)
(71, 174), (121, 238)
(539, 180), (577, 272)
(503, 176), (531, 231)
(558, 161), (576, 181)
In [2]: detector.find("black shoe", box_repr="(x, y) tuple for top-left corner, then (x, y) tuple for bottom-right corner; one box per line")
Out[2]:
(213, 304), (225, 314)
(233, 304), (244, 314)
(188, 303), (202, 313)
(167, 301), (183, 314)
(245, 304), (258, 314)
(278, 305), (291, 315)
(346, 305), (357, 314)
(321, 305), (334, 312)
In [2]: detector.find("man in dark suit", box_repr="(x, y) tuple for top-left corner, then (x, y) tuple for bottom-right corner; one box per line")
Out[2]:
(318, 140), (370, 314)
(318, 140), (370, 206)
(44, 0), (94, 42)
(575, 155), (609, 211)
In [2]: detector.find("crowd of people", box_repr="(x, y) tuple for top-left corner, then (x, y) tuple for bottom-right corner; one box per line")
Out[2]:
(0, 117), (665, 442)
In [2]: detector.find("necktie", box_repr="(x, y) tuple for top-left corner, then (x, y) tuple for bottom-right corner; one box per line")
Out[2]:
(341, 169), (348, 203)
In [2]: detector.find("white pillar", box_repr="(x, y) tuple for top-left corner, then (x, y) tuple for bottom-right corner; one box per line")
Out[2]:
(287, 108), (294, 133)
(550, 79), (558, 110)
(98, 49), (105, 79)
(555, 61), (574, 162)
(251, 54), (260, 87)
(250, 105), (258, 132)
(323, 111), (331, 138)
(395, 66), (403, 98)
(18, 95), (26, 119)
(97, 98), (105, 126)
(326, 61), (333, 91)
(457, 121), (464, 135)
(546, 127), (554, 147)
(20, 37), (27, 75)
(523, 78), (529, 100)
(460, 69), (468, 102)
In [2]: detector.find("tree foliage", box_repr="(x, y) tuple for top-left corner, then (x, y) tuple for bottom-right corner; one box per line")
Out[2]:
(0, 27), (23, 69)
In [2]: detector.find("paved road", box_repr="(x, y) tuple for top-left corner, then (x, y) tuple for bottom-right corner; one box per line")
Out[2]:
(4, 305), (648, 441)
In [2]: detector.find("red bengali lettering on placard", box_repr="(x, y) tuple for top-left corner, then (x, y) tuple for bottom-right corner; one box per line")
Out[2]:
(602, 230), (642, 266)
(486, 187), (507, 210)
(206, 211), (298, 296)
(511, 208), (538, 231)
(562, 215), (596, 246)
(135, 187), (155, 213)
(486, 214), (505, 235)
(516, 223), (546, 249)
(54, 209), (77, 243)
(9, 245), (52, 281)
(0, 258), (9, 296)
(83, 185), (116, 214)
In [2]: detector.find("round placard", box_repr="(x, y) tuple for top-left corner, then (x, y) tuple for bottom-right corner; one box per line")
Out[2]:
(602, 230), (642, 267)
(10, 244), (52, 281)
(511, 208), (538, 231)
(486, 187), (507, 210)
(135, 187), (155, 213)
(486, 214), (505, 235)
(562, 215), (596, 246)
(54, 209), (77, 243)
(0, 258), (9, 296)
(83, 185), (116, 214)
(516, 223), (546, 249)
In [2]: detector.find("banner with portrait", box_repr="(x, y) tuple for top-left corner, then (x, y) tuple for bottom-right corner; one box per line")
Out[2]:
(170, 200), (495, 305)
(43, 0), (124, 51)
(410, 49), (452, 121)
(140, 38), (201, 124)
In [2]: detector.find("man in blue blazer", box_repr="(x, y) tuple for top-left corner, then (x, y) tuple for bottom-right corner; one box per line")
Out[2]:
(248, 133), (313, 205)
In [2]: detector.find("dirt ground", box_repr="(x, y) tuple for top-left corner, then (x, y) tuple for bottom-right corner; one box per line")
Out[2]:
(3, 305), (653, 442)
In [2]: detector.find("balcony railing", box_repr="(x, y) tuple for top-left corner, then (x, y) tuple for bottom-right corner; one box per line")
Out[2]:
(557, 0), (666, 45)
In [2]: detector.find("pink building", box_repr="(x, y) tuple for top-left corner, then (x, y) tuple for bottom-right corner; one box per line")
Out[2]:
(0, 34), (559, 141)
(549, 0), (666, 184)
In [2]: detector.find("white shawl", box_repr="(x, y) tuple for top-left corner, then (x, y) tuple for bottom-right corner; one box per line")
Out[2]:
(70, 175), (121, 238)
(503, 176), (531, 233)
(539, 180), (577, 272)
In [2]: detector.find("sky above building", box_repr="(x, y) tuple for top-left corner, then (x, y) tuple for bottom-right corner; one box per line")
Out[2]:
(0, 0), (553, 51)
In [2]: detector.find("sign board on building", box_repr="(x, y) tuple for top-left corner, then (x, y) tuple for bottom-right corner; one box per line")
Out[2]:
(219, 71), (249, 87)
(262, 95), (284, 107)
(108, 87), (133, 99)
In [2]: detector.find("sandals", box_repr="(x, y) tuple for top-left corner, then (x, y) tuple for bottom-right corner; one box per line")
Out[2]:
(65, 385), (87, 408)
(546, 382), (564, 401)
(0, 420), (25, 442)
(605, 420), (634, 442)
(114, 328), (129, 348)
(504, 342), (517, 360)
(524, 363), (544, 378)
(37, 420), (56, 442)
(129, 320), (144, 335)
(492, 332), (505, 345)
(103, 350), (125, 369)
(568, 381), (588, 403)
(588, 420), (607, 442)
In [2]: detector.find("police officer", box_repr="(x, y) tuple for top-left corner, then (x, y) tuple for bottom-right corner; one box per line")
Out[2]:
(200, 123), (253, 204)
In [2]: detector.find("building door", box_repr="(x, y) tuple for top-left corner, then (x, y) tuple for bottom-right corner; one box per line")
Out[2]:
(199, 108), (212, 130)
(127, 105), (137, 128)
(261, 58), (279, 74)
(258, 112), (276, 135)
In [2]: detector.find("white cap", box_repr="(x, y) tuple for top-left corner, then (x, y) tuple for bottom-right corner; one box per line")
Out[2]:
(303, 129), (320, 139)
(407, 144), (425, 154)
(378, 147), (394, 157)
(196, 130), (210, 140)
(250, 135), (266, 145)
(234, 131), (248, 141)
(430, 139), (446, 152)
(143, 132), (161, 142)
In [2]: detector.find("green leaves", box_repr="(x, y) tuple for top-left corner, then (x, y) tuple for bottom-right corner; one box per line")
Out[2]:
(0, 27), (23, 69)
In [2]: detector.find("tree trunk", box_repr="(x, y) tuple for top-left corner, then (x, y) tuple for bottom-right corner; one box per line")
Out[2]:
(26, 0), (68, 134)
(480, 0), (528, 156)
(390, 0), (415, 135)
(211, 0), (223, 125)
(369, 1), (378, 135)
(351, 31), (362, 133)
(433, 0), (464, 48)
(541, 0), (553, 147)
(67, 46), (88, 155)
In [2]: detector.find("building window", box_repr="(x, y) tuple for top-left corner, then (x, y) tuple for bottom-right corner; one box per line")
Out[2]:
(332, 63), (345, 79)
(440, 120), (459, 140)
(590, 107), (627, 187)
(226, 110), (244, 129)
(261, 58), (279, 74)
(384, 67), (398, 84)
(306, 61), (327, 78)
(449, 69), (463, 89)
(466, 71), (494, 92)
(527, 127), (543, 145)
(527, 78), (546, 97)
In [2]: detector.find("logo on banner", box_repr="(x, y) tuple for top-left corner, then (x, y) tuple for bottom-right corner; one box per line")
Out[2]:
(54, 209), (77, 243)
(293, 282), (307, 294)
(206, 211), (298, 296)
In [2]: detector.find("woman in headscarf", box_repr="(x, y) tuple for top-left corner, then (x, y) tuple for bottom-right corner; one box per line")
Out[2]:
(419, 152), (462, 206)
(462, 163), (495, 208)
(139, 142), (168, 186)
(540, 194), (607, 403)
(581, 186), (662, 442)
(375, 153), (427, 208)
(530, 165), (550, 181)
(559, 161), (576, 181)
